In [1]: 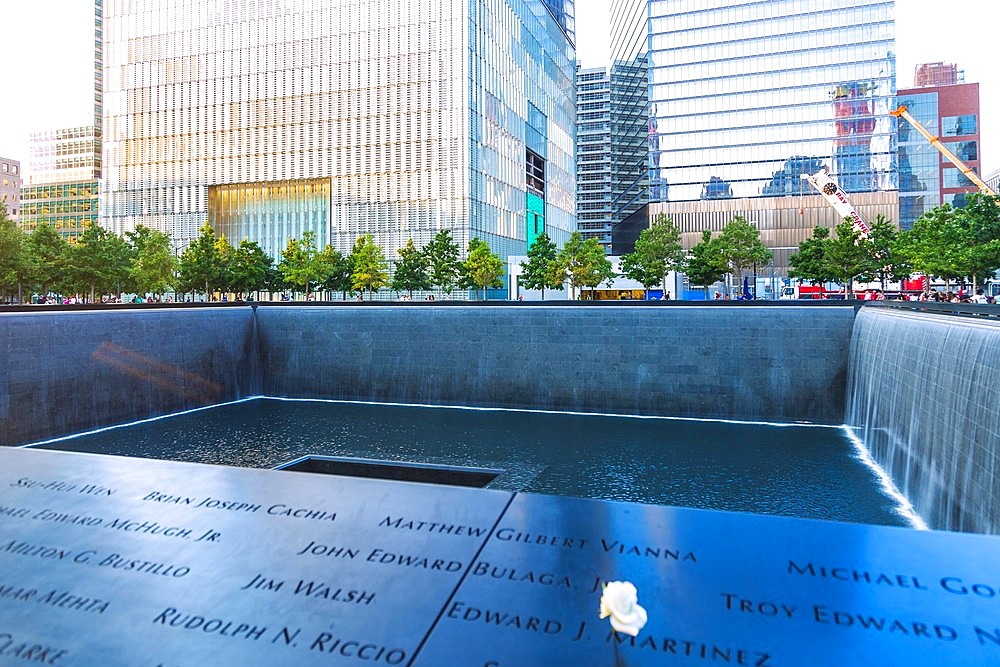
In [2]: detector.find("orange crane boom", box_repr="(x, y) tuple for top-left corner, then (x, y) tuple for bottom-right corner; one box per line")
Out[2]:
(891, 104), (997, 197)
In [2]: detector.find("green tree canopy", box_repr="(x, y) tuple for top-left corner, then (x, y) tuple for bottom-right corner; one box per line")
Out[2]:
(389, 238), (431, 297)
(424, 229), (461, 296)
(824, 219), (874, 294)
(788, 226), (835, 286)
(640, 214), (684, 295)
(264, 264), (288, 298)
(619, 250), (662, 298)
(213, 234), (237, 295)
(620, 215), (684, 298)
(26, 223), (70, 297)
(461, 238), (505, 300)
(956, 194), (1000, 287)
(319, 245), (353, 299)
(230, 239), (272, 299)
(519, 232), (562, 299)
(718, 216), (772, 284)
(897, 206), (968, 289)
(0, 205), (28, 302)
(865, 215), (910, 291)
(177, 222), (226, 298)
(127, 225), (176, 298)
(349, 234), (389, 298)
(557, 231), (614, 299)
(65, 223), (132, 302)
(682, 230), (728, 299)
(278, 230), (324, 299)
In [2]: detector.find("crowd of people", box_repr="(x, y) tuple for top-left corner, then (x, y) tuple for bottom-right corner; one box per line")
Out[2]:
(873, 288), (994, 303)
(916, 288), (993, 304)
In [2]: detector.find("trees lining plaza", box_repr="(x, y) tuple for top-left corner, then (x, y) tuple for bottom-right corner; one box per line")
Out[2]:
(5, 192), (999, 303)
(0, 204), (510, 302)
(789, 194), (1000, 295)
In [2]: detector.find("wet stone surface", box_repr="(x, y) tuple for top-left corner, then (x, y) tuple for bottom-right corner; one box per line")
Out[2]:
(1, 447), (999, 666)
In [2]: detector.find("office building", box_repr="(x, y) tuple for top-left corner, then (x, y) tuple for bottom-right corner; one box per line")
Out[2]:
(576, 67), (612, 250)
(0, 158), (21, 220)
(897, 80), (982, 229)
(17, 4), (103, 240)
(986, 169), (1000, 196)
(606, 0), (651, 253)
(646, 0), (896, 202)
(19, 126), (101, 239)
(101, 0), (576, 280)
(27, 126), (101, 188)
(609, 0), (897, 274)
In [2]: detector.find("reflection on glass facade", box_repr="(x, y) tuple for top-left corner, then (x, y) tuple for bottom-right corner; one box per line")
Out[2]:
(896, 91), (939, 228)
(28, 127), (102, 187)
(897, 82), (981, 230)
(610, 57), (649, 223)
(942, 115), (976, 136)
(576, 67), (612, 249)
(607, 0), (651, 249)
(646, 0), (896, 201)
(22, 123), (102, 239)
(541, 0), (575, 44)
(101, 0), (575, 265)
(209, 179), (331, 258)
(20, 182), (99, 240)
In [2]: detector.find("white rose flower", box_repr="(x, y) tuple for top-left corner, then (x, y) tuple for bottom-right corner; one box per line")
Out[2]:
(599, 580), (648, 636)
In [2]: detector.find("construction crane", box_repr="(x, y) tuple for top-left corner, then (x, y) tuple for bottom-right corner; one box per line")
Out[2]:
(891, 104), (997, 196)
(800, 169), (871, 237)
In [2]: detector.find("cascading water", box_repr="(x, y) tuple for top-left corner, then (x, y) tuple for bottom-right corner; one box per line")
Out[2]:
(846, 307), (1000, 534)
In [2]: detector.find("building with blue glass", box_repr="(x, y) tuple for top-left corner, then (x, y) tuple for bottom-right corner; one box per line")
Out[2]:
(101, 0), (576, 282)
(576, 66), (612, 250)
(896, 81), (982, 229)
(576, 59), (648, 252)
(609, 0), (899, 276)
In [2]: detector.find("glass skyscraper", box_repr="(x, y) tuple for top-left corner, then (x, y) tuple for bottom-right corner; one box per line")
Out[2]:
(19, 126), (101, 240)
(603, 0), (651, 254)
(609, 0), (898, 274)
(101, 0), (576, 266)
(647, 0), (896, 202)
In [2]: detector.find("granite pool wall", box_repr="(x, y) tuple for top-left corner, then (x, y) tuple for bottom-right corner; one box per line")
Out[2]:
(254, 303), (855, 423)
(1, 305), (259, 446)
(9, 300), (999, 533)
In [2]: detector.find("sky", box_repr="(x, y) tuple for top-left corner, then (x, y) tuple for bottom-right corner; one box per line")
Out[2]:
(1, 1), (995, 178)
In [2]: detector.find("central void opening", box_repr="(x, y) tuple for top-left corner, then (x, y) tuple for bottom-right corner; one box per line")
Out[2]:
(30, 397), (910, 527)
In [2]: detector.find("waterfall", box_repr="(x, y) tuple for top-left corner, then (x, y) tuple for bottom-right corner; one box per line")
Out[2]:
(846, 307), (1000, 534)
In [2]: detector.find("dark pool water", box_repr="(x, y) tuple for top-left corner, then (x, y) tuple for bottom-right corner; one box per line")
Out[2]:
(30, 397), (910, 527)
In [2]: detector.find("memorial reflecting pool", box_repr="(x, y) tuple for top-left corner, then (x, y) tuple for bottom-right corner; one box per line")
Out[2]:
(30, 397), (912, 527)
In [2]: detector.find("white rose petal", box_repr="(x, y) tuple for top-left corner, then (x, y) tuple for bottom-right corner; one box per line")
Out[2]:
(599, 580), (648, 636)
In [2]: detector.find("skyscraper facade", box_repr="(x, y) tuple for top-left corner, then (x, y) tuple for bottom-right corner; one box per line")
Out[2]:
(648, 0), (896, 202)
(610, 0), (898, 274)
(0, 158), (21, 221)
(604, 0), (651, 253)
(101, 0), (576, 269)
(897, 81), (982, 229)
(19, 126), (101, 239)
(575, 67), (612, 250)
